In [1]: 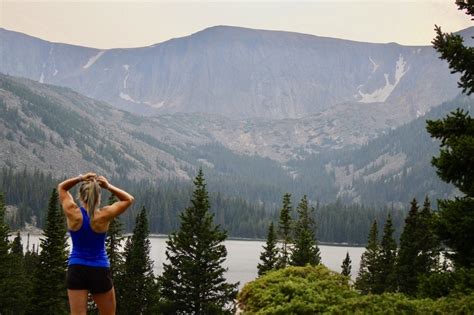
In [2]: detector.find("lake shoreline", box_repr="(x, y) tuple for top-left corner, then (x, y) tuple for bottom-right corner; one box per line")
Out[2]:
(18, 229), (365, 247)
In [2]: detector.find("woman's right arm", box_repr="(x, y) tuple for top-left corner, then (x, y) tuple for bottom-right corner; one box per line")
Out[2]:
(97, 176), (135, 220)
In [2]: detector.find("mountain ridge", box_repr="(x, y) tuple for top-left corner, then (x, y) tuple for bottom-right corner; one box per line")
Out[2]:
(1, 26), (469, 120)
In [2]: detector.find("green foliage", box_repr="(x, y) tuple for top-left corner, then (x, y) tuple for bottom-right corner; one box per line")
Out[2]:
(278, 193), (292, 267)
(426, 109), (474, 197)
(258, 222), (280, 276)
(397, 199), (422, 295)
(0, 192), (28, 314)
(116, 207), (157, 315)
(6, 232), (29, 315)
(290, 195), (321, 267)
(238, 265), (357, 314)
(417, 197), (441, 274)
(159, 170), (238, 314)
(239, 265), (474, 314)
(355, 220), (379, 294)
(105, 194), (124, 280)
(30, 189), (69, 315)
(375, 214), (397, 293)
(432, 15), (474, 95)
(417, 269), (456, 299)
(341, 252), (352, 277)
(427, 1), (474, 270)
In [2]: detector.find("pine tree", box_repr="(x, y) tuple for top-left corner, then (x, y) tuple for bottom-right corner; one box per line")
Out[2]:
(427, 0), (474, 269)
(432, 1), (473, 95)
(397, 198), (421, 295)
(417, 197), (441, 274)
(341, 252), (352, 277)
(0, 191), (14, 313)
(30, 188), (69, 315)
(375, 214), (397, 293)
(105, 194), (124, 279)
(11, 231), (23, 256)
(355, 220), (379, 294)
(8, 231), (29, 314)
(257, 222), (280, 276)
(117, 207), (157, 315)
(290, 195), (321, 266)
(159, 169), (238, 315)
(278, 193), (293, 268)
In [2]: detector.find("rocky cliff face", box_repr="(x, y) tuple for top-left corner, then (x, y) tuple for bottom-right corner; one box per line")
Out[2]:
(1, 26), (469, 120)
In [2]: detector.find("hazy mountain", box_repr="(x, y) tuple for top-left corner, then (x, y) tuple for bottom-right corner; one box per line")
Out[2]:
(0, 73), (198, 180)
(1, 73), (471, 207)
(1, 26), (470, 121)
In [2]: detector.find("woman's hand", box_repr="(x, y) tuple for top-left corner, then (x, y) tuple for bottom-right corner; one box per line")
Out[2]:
(81, 172), (96, 181)
(97, 176), (110, 189)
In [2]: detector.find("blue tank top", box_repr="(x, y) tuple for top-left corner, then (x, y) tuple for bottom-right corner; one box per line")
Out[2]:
(68, 207), (110, 267)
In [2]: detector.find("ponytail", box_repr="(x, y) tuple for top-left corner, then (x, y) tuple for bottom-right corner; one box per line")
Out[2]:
(79, 179), (101, 223)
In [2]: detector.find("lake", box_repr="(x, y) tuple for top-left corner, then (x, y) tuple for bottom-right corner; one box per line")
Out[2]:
(20, 234), (365, 288)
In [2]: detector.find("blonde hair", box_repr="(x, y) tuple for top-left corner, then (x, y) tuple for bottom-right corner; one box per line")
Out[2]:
(78, 179), (101, 223)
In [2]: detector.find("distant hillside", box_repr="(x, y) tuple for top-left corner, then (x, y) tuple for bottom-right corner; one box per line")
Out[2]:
(303, 95), (474, 206)
(0, 73), (471, 207)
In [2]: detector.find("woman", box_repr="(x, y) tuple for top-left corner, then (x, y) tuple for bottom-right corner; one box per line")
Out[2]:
(58, 172), (134, 315)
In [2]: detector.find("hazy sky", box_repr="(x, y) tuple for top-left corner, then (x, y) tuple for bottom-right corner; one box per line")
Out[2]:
(1, 0), (472, 49)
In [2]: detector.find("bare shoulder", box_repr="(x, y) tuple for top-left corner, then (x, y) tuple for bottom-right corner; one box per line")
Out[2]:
(67, 206), (83, 231)
(96, 205), (115, 221)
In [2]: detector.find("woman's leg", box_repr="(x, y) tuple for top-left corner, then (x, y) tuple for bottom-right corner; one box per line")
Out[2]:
(68, 289), (88, 315)
(92, 286), (116, 315)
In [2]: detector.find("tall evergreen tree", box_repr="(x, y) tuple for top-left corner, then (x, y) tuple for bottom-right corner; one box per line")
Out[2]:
(0, 192), (22, 314)
(23, 235), (39, 314)
(397, 199), (421, 295)
(159, 169), (238, 315)
(278, 193), (293, 268)
(341, 252), (352, 278)
(105, 194), (124, 279)
(257, 222), (280, 276)
(117, 207), (157, 315)
(355, 220), (380, 294)
(375, 214), (397, 293)
(428, 0), (474, 269)
(11, 231), (23, 256)
(7, 231), (29, 314)
(30, 188), (69, 315)
(432, 1), (473, 95)
(417, 197), (441, 274)
(290, 195), (321, 266)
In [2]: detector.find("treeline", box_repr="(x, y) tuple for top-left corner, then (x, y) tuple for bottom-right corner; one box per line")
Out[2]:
(0, 167), (275, 239)
(0, 166), (410, 244)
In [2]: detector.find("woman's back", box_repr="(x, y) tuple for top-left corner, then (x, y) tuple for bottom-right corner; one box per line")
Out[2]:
(69, 206), (109, 267)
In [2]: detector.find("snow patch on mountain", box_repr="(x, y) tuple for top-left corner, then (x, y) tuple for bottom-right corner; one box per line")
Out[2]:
(358, 54), (408, 103)
(83, 51), (105, 69)
(122, 64), (130, 89)
(369, 57), (379, 73)
(119, 92), (140, 103)
(39, 63), (46, 83)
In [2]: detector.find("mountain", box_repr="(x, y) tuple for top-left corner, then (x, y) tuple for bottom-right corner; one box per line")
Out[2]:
(1, 73), (472, 208)
(0, 26), (469, 121)
(318, 95), (474, 206)
(0, 74), (291, 194)
(0, 73), (195, 180)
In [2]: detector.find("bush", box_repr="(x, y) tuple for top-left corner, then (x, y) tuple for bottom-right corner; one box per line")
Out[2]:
(237, 265), (357, 314)
(237, 265), (474, 314)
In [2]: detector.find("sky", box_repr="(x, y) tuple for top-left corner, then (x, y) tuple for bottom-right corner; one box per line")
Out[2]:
(0, 0), (472, 49)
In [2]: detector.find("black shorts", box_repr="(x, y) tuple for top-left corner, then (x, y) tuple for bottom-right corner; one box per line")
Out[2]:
(67, 264), (113, 294)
